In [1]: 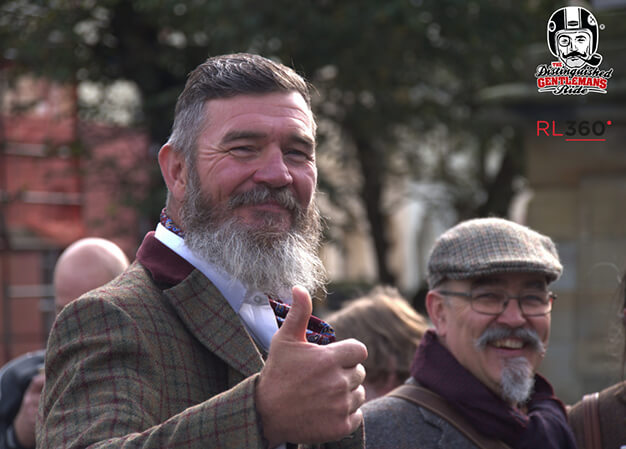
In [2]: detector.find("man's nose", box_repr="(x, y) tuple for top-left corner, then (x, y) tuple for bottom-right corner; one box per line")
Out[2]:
(497, 298), (527, 327)
(252, 146), (293, 188)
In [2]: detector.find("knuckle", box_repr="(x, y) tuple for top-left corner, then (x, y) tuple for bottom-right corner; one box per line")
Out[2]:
(337, 395), (353, 416)
(318, 350), (336, 367)
(356, 363), (366, 381)
(337, 375), (351, 392)
(354, 385), (366, 408)
(344, 339), (368, 356)
(326, 394), (351, 419)
(337, 415), (359, 438)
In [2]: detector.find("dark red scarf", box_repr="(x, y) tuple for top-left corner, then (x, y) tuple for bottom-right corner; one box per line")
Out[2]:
(411, 330), (577, 449)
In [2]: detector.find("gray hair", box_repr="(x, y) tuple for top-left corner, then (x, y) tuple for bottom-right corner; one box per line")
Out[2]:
(167, 53), (314, 168)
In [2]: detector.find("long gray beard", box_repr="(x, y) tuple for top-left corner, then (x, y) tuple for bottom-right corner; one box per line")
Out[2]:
(500, 356), (535, 405)
(185, 215), (326, 298)
(179, 170), (326, 299)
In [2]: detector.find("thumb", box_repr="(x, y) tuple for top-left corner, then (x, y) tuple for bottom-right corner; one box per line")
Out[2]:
(275, 285), (312, 342)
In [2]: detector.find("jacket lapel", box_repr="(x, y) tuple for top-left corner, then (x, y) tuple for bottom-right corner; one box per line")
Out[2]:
(137, 232), (264, 379)
(165, 270), (264, 378)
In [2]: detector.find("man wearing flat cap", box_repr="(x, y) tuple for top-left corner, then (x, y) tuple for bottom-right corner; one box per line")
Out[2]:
(362, 218), (577, 449)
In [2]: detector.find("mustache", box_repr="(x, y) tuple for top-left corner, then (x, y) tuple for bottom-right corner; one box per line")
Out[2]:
(474, 326), (545, 353)
(227, 186), (300, 212)
(564, 50), (587, 58)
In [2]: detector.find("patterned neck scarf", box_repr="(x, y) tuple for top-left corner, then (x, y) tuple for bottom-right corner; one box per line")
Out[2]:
(269, 297), (335, 345)
(410, 330), (576, 449)
(160, 208), (184, 237)
(159, 209), (335, 346)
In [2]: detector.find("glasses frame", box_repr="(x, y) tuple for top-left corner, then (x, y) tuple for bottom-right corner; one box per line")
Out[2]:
(436, 289), (557, 317)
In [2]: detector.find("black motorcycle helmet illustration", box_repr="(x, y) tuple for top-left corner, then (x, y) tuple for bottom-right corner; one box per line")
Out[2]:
(547, 6), (602, 68)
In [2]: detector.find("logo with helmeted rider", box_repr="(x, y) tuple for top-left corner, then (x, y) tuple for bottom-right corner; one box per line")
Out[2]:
(535, 6), (613, 95)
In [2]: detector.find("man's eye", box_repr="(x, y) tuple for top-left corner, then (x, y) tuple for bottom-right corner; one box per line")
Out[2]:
(285, 149), (311, 162)
(474, 292), (502, 302)
(229, 147), (255, 156)
(521, 295), (545, 304)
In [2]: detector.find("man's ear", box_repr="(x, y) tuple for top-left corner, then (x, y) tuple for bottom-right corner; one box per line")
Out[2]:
(426, 290), (449, 337)
(158, 144), (188, 202)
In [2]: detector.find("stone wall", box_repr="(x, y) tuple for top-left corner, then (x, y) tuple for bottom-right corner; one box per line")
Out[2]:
(525, 124), (626, 403)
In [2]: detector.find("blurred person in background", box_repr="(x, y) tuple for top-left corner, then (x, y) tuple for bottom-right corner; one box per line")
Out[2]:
(52, 238), (130, 316)
(0, 237), (128, 449)
(568, 271), (626, 449)
(326, 285), (428, 401)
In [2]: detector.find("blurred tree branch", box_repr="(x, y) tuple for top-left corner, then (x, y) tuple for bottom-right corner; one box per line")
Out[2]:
(0, 0), (564, 284)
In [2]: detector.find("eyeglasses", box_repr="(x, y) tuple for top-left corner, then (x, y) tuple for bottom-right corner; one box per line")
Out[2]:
(436, 288), (556, 316)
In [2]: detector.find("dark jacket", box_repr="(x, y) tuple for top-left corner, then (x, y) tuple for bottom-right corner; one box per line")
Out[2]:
(0, 350), (45, 449)
(362, 388), (481, 449)
(568, 381), (626, 449)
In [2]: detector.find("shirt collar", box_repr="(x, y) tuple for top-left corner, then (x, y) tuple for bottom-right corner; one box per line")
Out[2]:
(154, 223), (248, 312)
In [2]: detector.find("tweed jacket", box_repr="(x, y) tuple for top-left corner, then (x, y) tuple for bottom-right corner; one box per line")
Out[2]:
(37, 232), (363, 449)
(362, 385), (480, 449)
(568, 381), (626, 449)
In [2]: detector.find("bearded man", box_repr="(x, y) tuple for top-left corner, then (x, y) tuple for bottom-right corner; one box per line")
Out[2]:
(38, 53), (367, 449)
(362, 218), (577, 449)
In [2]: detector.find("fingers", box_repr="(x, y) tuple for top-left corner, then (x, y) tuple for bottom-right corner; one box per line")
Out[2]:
(352, 363), (366, 390)
(348, 406), (364, 430)
(273, 285), (313, 343)
(346, 365), (366, 416)
(348, 381), (366, 409)
(13, 373), (44, 449)
(330, 390), (365, 441)
(330, 338), (368, 368)
(257, 285), (368, 444)
(28, 373), (45, 393)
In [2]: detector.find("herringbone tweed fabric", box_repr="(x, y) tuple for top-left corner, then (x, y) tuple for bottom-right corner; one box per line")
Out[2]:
(427, 218), (562, 288)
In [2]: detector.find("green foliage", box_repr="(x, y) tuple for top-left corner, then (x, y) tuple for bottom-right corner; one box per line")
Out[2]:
(1, 0), (564, 282)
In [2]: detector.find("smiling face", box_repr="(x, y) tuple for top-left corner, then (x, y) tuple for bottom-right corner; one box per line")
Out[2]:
(556, 29), (592, 68)
(191, 91), (317, 232)
(426, 272), (551, 404)
(158, 90), (325, 295)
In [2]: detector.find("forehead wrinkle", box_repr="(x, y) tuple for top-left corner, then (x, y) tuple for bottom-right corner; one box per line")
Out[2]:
(470, 277), (505, 288)
(219, 129), (315, 149)
(470, 275), (546, 290)
(210, 95), (312, 122)
(199, 92), (316, 153)
(522, 279), (547, 290)
(285, 132), (315, 149)
(221, 130), (267, 144)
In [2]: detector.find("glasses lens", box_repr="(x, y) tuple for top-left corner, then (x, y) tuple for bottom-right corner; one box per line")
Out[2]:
(471, 290), (506, 315)
(519, 293), (551, 315)
(470, 290), (552, 316)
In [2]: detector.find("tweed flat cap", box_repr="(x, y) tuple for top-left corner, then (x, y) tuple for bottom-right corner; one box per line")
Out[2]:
(427, 218), (562, 288)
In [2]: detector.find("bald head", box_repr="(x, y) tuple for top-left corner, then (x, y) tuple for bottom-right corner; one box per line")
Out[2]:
(53, 238), (129, 314)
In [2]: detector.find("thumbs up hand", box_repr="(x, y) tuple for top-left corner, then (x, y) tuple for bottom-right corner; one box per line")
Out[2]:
(255, 286), (368, 447)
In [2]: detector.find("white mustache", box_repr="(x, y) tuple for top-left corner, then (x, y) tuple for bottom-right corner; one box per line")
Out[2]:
(474, 326), (545, 353)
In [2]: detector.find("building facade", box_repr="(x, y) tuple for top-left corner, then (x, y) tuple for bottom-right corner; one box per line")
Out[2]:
(0, 75), (149, 364)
